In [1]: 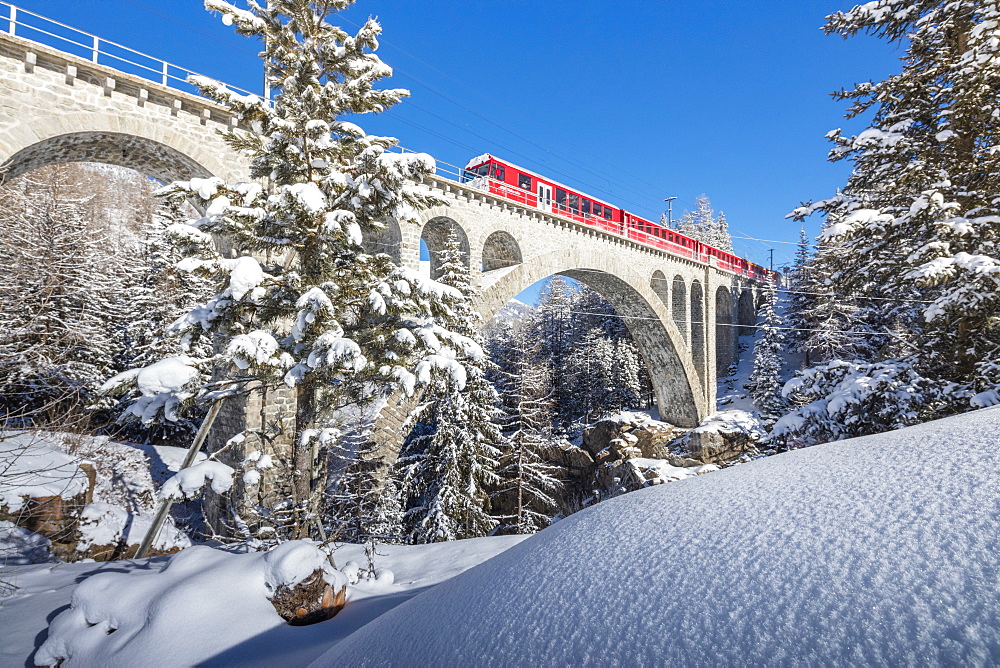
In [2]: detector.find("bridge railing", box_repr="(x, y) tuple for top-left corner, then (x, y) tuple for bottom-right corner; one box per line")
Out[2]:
(0, 1), (260, 99)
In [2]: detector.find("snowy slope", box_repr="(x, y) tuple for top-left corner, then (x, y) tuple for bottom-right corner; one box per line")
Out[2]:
(319, 407), (1000, 666)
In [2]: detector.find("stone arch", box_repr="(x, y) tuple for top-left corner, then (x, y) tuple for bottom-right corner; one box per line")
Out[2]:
(690, 280), (705, 384)
(2, 132), (214, 185)
(362, 217), (402, 264)
(479, 251), (706, 427)
(715, 285), (736, 375)
(650, 270), (669, 307)
(421, 216), (470, 280)
(0, 111), (243, 184)
(482, 230), (522, 272)
(738, 286), (756, 335)
(672, 275), (687, 344)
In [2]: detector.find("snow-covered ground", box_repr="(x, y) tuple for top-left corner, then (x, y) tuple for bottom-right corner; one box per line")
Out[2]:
(0, 536), (526, 667)
(5, 407), (999, 665)
(319, 406), (1000, 665)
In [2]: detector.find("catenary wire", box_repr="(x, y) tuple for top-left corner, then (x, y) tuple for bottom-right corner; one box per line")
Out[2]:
(467, 260), (939, 304)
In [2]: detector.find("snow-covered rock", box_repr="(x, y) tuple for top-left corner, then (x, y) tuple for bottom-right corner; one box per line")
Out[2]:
(581, 411), (685, 461)
(321, 406), (1000, 665)
(668, 409), (763, 464)
(0, 433), (90, 513)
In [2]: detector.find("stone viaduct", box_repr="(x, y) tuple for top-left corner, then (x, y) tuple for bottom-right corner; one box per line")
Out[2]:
(0, 27), (764, 458)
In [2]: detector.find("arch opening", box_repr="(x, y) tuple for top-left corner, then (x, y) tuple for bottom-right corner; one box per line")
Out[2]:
(562, 269), (699, 427)
(420, 216), (470, 280)
(715, 285), (736, 375)
(482, 230), (522, 272)
(672, 275), (687, 344)
(738, 287), (756, 335)
(690, 280), (705, 384)
(478, 257), (705, 428)
(650, 270), (669, 307)
(483, 276), (655, 432)
(3, 132), (214, 185)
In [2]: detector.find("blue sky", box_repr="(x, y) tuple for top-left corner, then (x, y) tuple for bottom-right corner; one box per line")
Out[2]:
(7, 0), (899, 273)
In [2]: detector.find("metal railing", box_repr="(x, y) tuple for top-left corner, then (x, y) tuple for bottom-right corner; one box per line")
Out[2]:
(0, 1), (260, 98)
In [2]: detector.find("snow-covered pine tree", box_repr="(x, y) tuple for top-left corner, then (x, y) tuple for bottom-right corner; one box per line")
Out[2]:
(326, 432), (399, 544)
(527, 276), (575, 432)
(562, 328), (615, 425)
(396, 229), (502, 542)
(128, 199), (215, 367)
(771, 358), (954, 447)
(712, 211), (733, 253)
(610, 339), (645, 411)
(792, 216), (876, 364)
(109, 0), (479, 539)
(746, 281), (786, 426)
(784, 228), (815, 358)
(793, 1), (1000, 409)
(367, 468), (404, 543)
(105, 198), (216, 443)
(675, 194), (733, 252)
(0, 167), (120, 424)
(568, 285), (649, 412)
(492, 332), (563, 535)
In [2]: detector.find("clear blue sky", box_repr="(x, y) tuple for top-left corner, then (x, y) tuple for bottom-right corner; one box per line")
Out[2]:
(7, 0), (900, 271)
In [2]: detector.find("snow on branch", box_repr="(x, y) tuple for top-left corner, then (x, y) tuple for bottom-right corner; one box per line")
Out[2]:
(159, 460), (235, 500)
(100, 356), (202, 424)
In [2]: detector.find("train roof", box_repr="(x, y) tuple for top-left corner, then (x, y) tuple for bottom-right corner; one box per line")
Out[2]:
(464, 153), (620, 210)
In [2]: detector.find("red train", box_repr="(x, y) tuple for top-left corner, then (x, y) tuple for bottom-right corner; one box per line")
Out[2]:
(460, 154), (772, 281)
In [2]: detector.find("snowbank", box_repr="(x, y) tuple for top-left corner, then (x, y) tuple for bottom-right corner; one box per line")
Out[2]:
(76, 502), (190, 554)
(13, 536), (525, 667)
(321, 407), (1000, 665)
(0, 433), (89, 512)
(0, 520), (53, 565)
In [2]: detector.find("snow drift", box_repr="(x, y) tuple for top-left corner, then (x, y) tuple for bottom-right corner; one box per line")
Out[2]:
(320, 407), (1000, 666)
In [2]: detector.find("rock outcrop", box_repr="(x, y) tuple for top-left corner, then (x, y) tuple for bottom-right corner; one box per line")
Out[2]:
(667, 410), (764, 464)
(567, 411), (763, 504)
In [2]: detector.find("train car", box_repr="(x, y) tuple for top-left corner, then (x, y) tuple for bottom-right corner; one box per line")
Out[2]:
(462, 154), (625, 235)
(460, 153), (773, 282)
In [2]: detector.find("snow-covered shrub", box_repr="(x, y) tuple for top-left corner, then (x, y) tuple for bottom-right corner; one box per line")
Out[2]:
(771, 359), (957, 446)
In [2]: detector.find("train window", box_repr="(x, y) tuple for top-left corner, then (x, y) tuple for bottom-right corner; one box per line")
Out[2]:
(593, 203), (602, 217)
(582, 200), (591, 216)
(604, 207), (612, 220)
(491, 164), (505, 181)
(556, 189), (567, 211)
(569, 193), (579, 214)
(518, 173), (531, 190)
(475, 164), (489, 177)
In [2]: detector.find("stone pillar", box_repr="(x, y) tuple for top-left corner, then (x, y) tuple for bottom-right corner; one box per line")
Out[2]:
(704, 269), (718, 412)
(399, 218), (422, 273)
(204, 383), (296, 536)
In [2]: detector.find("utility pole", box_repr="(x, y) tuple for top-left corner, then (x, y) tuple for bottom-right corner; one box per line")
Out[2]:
(663, 196), (677, 227)
(767, 248), (775, 272)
